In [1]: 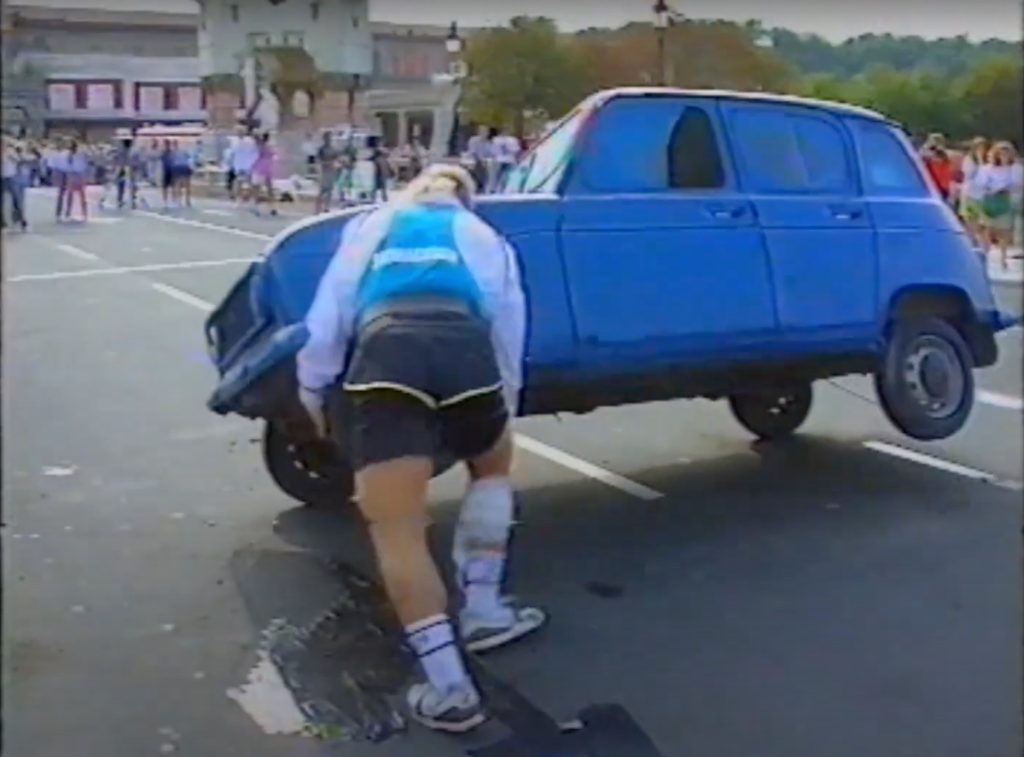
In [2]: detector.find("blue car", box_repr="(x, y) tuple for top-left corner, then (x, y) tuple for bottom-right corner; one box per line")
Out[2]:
(205, 87), (1017, 507)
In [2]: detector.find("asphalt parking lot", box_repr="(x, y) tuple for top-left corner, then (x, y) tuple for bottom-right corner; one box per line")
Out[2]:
(4, 188), (1022, 757)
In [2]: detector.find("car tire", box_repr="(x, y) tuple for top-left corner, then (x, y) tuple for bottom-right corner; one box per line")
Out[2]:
(729, 383), (813, 441)
(262, 422), (355, 509)
(875, 317), (974, 441)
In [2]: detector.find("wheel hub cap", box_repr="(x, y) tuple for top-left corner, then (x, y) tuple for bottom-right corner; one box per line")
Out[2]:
(902, 336), (964, 419)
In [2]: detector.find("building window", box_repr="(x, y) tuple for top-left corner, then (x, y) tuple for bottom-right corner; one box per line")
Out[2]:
(352, 15), (359, 28)
(164, 86), (179, 111)
(230, 4), (239, 22)
(113, 82), (123, 110)
(74, 83), (87, 109)
(311, 2), (319, 21)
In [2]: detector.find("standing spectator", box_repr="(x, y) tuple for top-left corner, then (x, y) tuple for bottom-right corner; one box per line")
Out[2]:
(251, 132), (278, 217)
(51, 138), (70, 220)
(1, 138), (28, 231)
(64, 139), (90, 222)
(1011, 146), (1024, 252)
(959, 137), (989, 248)
(369, 136), (391, 203)
(491, 127), (522, 192)
(466, 125), (493, 193)
(147, 139), (163, 187)
(979, 141), (1019, 270)
(160, 140), (176, 208)
(231, 130), (260, 208)
(338, 136), (358, 204)
(315, 131), (341, 214)
(222, 137), (238, 200)
(14, 143), (34, 226)
(921, 134), (954, 205)
(172, 141), (195, 208)
(27, 144), (42, 187)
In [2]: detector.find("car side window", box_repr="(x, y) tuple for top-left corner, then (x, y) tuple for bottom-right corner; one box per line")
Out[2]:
(853, 121), (928, 197)
(580, 98), (726, 192)
(729, 108), (852, 194)
(668, 107), (725, 189)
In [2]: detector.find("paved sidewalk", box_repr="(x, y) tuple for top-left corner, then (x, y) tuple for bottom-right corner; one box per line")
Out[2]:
(985, 248), (1024, 285)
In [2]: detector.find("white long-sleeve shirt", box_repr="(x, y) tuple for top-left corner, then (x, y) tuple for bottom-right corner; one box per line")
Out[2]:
(296, 202), (527, 413)
(961, 156), (987, 200)
(978, 164), (1015, 195)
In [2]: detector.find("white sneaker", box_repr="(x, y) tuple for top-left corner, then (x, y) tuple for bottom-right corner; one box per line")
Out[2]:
(461, 603), (547, 654)
(406, 683), (487, 733)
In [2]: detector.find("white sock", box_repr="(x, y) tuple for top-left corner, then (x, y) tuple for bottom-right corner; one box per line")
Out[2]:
(454, 478), (515, 619)
(405, 615), (473, 694)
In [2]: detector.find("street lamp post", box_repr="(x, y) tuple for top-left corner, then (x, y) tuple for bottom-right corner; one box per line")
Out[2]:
(445, 21), (465, 158)
(653, 1), (669, 86)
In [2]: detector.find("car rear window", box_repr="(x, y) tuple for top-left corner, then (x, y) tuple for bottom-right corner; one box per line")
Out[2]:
(853, 121), (929, 197)
(580, 98), (727, 192)
(728, 108), (853, 194)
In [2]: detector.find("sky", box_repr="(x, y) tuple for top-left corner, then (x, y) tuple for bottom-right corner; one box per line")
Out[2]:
(13, 0), (1024, 41)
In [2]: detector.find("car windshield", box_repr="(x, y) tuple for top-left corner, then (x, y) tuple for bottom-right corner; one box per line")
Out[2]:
(499, 107), (590, 194)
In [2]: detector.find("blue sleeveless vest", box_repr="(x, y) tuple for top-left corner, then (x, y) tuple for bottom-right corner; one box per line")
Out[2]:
(354, 204), (484, 317)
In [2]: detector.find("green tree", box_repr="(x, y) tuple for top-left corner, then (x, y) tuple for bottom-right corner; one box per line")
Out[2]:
(957, 56), (1023, 146)
(463, 16), (591, 136)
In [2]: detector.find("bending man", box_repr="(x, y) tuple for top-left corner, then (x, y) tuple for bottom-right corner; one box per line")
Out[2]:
(295, 164), (545, 732)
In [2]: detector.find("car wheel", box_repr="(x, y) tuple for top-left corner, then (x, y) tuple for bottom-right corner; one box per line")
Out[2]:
(729, 383), (813, 441)
(875, 317), (974, 441)
(262, 422), (355, 509)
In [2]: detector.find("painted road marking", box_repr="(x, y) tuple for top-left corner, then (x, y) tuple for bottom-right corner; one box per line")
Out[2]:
(227, 650), (306, 735)
(7, 257), (256, 282)
(136, 209), (271, 241)
(151, 282), (215, 312)
(515, 434), (664, 501)
(54, 243), (100, 262)
(864, 441), (1022, 491)
(202, 209), (234, 217)
(976, 389), (1024, 411)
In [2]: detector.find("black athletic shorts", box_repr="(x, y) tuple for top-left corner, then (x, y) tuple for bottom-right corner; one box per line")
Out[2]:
(331, 301), (508, 471)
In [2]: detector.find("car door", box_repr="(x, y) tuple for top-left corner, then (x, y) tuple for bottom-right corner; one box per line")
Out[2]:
(559, 96), (778, 362)
(848, 119), (991, 321)
(722, 103), (876, 345)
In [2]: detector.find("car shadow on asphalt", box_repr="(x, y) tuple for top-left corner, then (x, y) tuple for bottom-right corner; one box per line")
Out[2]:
(230, 433), (1020, 755)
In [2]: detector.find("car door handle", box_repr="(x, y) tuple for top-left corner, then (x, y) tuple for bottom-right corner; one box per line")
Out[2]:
(830, 205), (864, 221)
(706, 205), (746, 220)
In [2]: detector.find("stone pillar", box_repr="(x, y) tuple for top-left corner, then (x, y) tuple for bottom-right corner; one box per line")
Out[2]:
(272, 82), (315, 177)
(313, 72), (363, 130)
(397, 110), (408, 147)
(202, 74), (244, 160)
(314, 89), (351, 130)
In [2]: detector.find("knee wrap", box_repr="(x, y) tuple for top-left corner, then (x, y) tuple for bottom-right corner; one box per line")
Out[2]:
(453, 478), (515, 578)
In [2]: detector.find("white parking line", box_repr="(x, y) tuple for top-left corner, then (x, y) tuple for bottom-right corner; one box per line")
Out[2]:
(514, 434), (664, 500)
(54, 243), (100, 262)
(202, 209), (234, 217)
(151, 282), (214, 312)
(977, 389), (1024, 411)
(864, 441), (1022, 491)
(136, 210), (271, 241)
(7, 257), (256, 282)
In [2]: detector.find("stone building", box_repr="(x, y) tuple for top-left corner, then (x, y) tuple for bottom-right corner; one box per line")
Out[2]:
(2, 0), (471, 157)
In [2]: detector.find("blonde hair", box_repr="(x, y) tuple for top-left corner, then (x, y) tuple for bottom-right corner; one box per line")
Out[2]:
(342, 162), (480, 277)
(988, 141), (1017, 166)
(398, 162), (478, 208)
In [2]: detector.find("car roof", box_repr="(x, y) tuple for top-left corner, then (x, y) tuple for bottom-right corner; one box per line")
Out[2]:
(585, 87), (892, 123)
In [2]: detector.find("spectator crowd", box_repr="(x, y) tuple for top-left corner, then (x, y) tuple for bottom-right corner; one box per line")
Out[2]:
(920, 133), (1024, 269)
